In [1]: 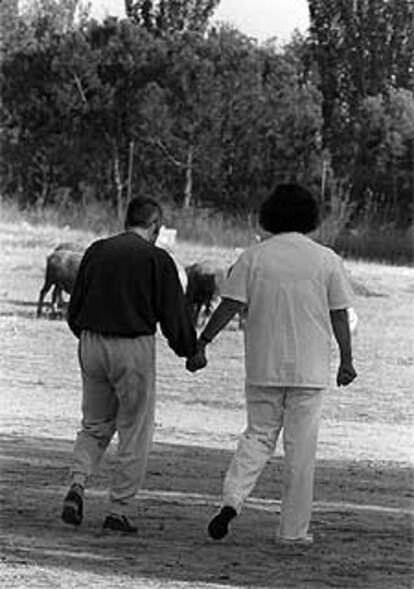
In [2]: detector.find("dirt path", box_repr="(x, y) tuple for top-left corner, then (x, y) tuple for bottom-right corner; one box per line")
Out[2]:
(0, 220), (413, 588)
(1, 435), (412, 589)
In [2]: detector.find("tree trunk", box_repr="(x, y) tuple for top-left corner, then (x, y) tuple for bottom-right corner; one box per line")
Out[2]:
(112, 140), (124, 223)
(126, 140), (134, 207)
(183, 144), (193, 208)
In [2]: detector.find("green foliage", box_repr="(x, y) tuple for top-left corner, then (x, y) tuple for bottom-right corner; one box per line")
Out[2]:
(308, 0), (414, 144)
(354, 88), (414, 224)
(124, 0), (220, 33)
(1, 0), (413, 232)
(308, 0), (414, 224)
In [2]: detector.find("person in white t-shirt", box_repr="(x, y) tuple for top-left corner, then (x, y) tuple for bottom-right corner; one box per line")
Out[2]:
(186, 183), (357, 545)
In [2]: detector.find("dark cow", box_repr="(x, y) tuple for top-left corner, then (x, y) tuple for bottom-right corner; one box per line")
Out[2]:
(185, 261), (227, 327)
(37, 243), (84, 317)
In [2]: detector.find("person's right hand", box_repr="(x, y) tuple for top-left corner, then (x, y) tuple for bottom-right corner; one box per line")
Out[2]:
(186, 340), (208, 373)
(337, 361), (357, 386)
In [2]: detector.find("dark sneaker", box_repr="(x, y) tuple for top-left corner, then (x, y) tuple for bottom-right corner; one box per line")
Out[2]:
(207, 506), (237, 540)
(61, 484), (84, 526)
(102, 514), (137, 534)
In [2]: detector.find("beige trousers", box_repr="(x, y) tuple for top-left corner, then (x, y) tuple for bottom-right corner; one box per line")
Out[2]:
(223, 384), (323, 539)
(70, 331), (156, 516)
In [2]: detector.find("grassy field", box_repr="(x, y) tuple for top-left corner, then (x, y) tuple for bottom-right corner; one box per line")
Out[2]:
(2, 198), (413, 263)
(0, 217), (413, 588)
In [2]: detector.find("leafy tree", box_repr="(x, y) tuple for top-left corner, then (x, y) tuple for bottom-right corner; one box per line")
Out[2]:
(0, 5), (324, 223)
(124, 0), (220, 33)
(308, 0), (414, 222)
(355, 88), (414, 225)
(309, 0), (414, 149)
(138, 27), (322, 212)
(0, 0), (94, 204)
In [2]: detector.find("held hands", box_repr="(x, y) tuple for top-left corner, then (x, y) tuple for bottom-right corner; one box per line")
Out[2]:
(337, 360), (357, 386)
(186, 339), (208, 373)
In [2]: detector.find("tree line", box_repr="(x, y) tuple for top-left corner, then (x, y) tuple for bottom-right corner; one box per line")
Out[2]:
(1, 0), (413, 229)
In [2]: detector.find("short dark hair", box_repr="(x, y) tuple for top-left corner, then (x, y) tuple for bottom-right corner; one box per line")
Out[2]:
(258, 184), (319, 234)
(124, 197), (162, 229)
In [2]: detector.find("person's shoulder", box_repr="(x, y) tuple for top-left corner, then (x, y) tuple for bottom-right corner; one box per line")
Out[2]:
(229, 243), (256, 270)
(83, 237), (106, 257)
(152, 242), (176, 266)
(243, 239), (267, 258)
(302, 235), (338, 256)
(311, 240), (346, 270)
(320, 243), (343, 263)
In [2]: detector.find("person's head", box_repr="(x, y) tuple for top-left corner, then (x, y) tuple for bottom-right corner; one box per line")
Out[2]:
(124, 197), (163, 244)
(258, 183), (320, 235)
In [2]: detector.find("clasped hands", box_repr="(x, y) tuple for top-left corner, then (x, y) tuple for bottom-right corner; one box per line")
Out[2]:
(186, 339), (208, 373)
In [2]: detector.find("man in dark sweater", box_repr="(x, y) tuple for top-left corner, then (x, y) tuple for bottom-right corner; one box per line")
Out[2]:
(61, 197), (198, 533)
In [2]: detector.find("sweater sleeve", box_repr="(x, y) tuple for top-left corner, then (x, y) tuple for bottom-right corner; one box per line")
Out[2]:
(67, 247), (92, 338)
(156, 252), (197, 358)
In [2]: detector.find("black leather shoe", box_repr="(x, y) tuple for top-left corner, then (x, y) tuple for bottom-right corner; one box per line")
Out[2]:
(102, 514), (137, 534)
(61, 485), (84, 526)
(208, 506), (237, 540)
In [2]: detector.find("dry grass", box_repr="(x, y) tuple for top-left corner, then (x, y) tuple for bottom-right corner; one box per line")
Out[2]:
(4, 198), (411, 263)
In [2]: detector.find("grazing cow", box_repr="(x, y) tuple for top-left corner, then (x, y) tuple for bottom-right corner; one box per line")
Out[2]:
(185, 261), (227, 327)
(37, 245), (84, 317)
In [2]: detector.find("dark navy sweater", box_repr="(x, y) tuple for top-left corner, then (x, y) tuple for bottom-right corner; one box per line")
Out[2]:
(68, 232), (197, 358)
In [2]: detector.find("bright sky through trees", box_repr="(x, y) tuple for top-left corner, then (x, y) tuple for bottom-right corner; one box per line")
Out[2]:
(89, 0), (310, 42)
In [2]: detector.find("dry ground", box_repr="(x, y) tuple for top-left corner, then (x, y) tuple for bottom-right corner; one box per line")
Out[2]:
(0, 220), (413, 588)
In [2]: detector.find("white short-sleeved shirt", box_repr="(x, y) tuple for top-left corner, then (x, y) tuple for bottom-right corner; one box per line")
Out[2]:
(221, 233), (354, 388)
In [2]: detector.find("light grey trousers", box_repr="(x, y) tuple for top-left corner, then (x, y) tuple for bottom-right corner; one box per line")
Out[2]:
(70, 330), (156, 516)
(222, 384), (324, 540)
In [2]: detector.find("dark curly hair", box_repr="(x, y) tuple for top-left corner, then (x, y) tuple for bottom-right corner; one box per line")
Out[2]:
(258, 184), (320, 235)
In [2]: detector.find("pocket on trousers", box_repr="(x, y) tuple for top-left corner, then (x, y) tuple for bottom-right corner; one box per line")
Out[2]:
(78, 332), (104, 380)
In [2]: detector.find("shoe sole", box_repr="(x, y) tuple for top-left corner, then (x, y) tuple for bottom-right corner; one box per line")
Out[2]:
(102, 527), (137, 534)
(61, 503), (82, 526)
(102, 524), (137, 534)
(276, 537), (314, 547)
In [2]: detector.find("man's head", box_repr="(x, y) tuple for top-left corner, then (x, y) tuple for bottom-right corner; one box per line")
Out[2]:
(258, 183), (320, 235)
(125, 197), (163, 244)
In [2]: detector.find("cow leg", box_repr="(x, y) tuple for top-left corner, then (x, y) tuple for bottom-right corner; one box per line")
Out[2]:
(51, 285), (62, 317)
(37, 280), (53, 318)
(56, 287), (65, 312)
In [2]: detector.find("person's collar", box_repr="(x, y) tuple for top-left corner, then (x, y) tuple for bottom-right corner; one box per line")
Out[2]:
(126, 227), (151, 242)
(272, 231), (305, 239)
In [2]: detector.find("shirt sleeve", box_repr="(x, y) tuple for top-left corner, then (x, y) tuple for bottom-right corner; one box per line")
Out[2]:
(67, 248), (90, 338)
(156, 251), (197, 358)
(220, 252), (250, 304)
(327, 253), (354, 310)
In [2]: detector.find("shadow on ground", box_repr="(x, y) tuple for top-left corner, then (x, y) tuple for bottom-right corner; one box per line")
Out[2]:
(0, 434), (412, 588)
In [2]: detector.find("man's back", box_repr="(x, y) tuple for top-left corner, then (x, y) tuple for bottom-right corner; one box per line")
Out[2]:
(68, 231), (196, 357)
